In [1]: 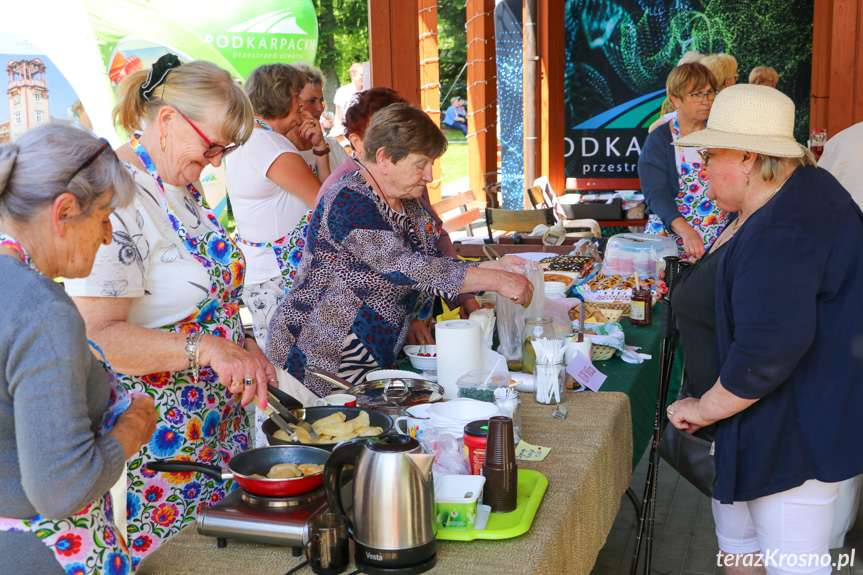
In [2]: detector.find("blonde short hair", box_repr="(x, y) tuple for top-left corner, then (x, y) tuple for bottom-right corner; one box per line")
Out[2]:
(701, 53), (738, 89)
(667, 63), (718, 100)
(245, 63), (306, 121)
(749, 66), (779, 87)
(755, 151), (816, 182)
(113, 60), (254, 145)
(293, 62), (325, 88)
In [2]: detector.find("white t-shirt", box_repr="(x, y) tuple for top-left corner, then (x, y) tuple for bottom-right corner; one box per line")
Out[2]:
(224, 128), (310, 285)
(65, 163), (218, 329)
(295, 135), (349, 177)
(329, 83), (358, 137)
(818, 121), (863, 209)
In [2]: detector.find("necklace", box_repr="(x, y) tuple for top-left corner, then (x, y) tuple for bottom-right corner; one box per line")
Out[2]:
(716, 172), (792, 247)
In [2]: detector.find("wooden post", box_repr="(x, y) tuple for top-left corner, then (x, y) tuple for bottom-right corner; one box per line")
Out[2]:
(367, 0), (420, 105)
(466, 0), (498, 205)
(418, 0), (443, 203)
(367, 0), (444, 201)
(810, 0), (863, 138)
(537, 0), (566, 196)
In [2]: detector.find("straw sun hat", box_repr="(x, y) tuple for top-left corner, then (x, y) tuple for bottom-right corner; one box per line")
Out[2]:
(674, 84), (805, 157)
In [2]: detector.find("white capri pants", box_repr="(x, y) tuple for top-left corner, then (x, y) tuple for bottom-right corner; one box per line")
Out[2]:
(713, 479), (840, 575)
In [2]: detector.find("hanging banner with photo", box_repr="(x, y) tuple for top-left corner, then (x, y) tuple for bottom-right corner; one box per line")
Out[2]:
(0, 0), (318, 221)
(563, 0), (814, 183)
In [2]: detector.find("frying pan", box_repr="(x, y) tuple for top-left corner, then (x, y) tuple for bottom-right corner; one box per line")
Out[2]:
(262, 406), (394, 451)
(262, 385), (394, 451)
(146, 444), (330, 497)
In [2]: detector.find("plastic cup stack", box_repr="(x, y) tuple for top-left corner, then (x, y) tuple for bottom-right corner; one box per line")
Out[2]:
(481, 416), (518, 513)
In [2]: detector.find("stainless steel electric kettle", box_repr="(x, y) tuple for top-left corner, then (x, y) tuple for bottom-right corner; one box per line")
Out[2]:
(323, 436), (437, 575)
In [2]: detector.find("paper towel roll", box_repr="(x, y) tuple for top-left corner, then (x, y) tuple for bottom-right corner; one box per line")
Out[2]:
(436, 319), (484, 399)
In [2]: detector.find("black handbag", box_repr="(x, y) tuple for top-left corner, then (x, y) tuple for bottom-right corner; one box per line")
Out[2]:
(658, 386), (717, 497)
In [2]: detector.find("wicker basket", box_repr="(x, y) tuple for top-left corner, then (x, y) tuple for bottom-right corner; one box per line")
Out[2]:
(596, 301), (632, 318)
(591, 344), (617, 361)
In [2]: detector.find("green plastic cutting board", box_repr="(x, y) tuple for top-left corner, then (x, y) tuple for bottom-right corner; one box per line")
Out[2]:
(436, 469), (549, 541)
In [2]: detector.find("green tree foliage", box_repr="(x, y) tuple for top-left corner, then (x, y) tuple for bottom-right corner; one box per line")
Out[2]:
(312, 0), (369, 102)
(438, 1), (467, 105)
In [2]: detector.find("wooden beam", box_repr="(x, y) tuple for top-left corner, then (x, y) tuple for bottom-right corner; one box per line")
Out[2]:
(418, 0), (442, 203)
(537, 0), (566, 196)
(367, 0), (420, 105)
(828, 0), (857, 134)
(466, 0), (497, 203)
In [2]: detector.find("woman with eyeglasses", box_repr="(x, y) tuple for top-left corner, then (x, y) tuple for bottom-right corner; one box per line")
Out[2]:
(65, 55), (276, 563)
(638, 62), (731, 260)
(667, 84), (863, 573)
(225, 63), (343, 435)
(0, 125), (158, 575)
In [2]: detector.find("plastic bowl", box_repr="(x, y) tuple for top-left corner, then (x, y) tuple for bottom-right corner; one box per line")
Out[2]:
(429, 398), (501, 424)
(403, 345), (438, 370)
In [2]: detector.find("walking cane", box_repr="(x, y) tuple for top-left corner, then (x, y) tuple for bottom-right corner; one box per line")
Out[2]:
(629, 255), (684, 575)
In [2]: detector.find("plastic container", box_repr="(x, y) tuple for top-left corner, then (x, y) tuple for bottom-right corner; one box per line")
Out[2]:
(464, 419), (489, 474)
(428, 398), (502, 438)
(456, 370), (512, 403)
(435, 475), (486, 530)
(601, 233), (678, 278)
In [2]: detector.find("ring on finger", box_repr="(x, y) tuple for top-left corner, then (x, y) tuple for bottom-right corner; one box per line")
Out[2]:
(244, 377), (255, 387)
(268, 378), (278, 383)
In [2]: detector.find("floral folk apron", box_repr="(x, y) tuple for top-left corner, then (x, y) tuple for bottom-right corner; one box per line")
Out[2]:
(234, 120), (311, 293)
(645, 117), (729, 259)
(123, 137), (249, 567)
(0, 233), (134, 575)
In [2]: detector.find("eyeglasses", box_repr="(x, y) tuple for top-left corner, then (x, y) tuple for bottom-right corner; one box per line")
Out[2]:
(687, 90), (717, 101)
(64, 138), (113, 187)
(176, 110), (238, 158)
(697, 149), (714, 166)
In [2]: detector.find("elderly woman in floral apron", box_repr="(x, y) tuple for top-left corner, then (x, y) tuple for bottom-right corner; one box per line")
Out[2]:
(224, 63), (336, 440)
(66, 56), (276, 566)
(639, 62), (731, 260)
(0, 125), (157, 575)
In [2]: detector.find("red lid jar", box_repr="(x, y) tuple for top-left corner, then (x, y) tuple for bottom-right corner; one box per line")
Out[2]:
(464, 419), (489, 475)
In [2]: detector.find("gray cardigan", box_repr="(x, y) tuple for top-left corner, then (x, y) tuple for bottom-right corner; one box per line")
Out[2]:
(0, 257), (125, 520)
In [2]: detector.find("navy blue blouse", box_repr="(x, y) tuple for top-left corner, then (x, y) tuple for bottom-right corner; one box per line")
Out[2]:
(713, 166), (863, 503)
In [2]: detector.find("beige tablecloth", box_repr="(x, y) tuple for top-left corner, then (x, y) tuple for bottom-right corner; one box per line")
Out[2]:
(138, 392), (632, 575)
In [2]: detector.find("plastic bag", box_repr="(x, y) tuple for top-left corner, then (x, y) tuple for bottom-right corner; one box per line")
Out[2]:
(496, 260), (545, 368)
(418, 427), (470, 480)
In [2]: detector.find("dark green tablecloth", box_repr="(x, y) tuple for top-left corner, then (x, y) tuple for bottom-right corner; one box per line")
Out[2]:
(596, 303), (683, 469)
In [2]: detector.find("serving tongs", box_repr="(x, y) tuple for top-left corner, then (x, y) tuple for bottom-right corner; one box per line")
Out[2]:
(264, 384), (320, 443)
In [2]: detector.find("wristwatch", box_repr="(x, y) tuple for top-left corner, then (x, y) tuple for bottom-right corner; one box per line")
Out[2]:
(312, 143), (331, 156)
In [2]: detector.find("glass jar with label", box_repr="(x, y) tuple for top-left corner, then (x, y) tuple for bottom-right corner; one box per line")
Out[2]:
(521, 317), (556, 373)
(630, 287), (653, 326)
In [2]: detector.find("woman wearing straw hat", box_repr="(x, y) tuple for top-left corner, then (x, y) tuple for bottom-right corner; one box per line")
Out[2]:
(639, 62), (732, 261)
(666, 84), (863, 572)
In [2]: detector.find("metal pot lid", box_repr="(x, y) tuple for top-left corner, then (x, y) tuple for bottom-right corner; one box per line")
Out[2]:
(347, 377), (444, 409)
